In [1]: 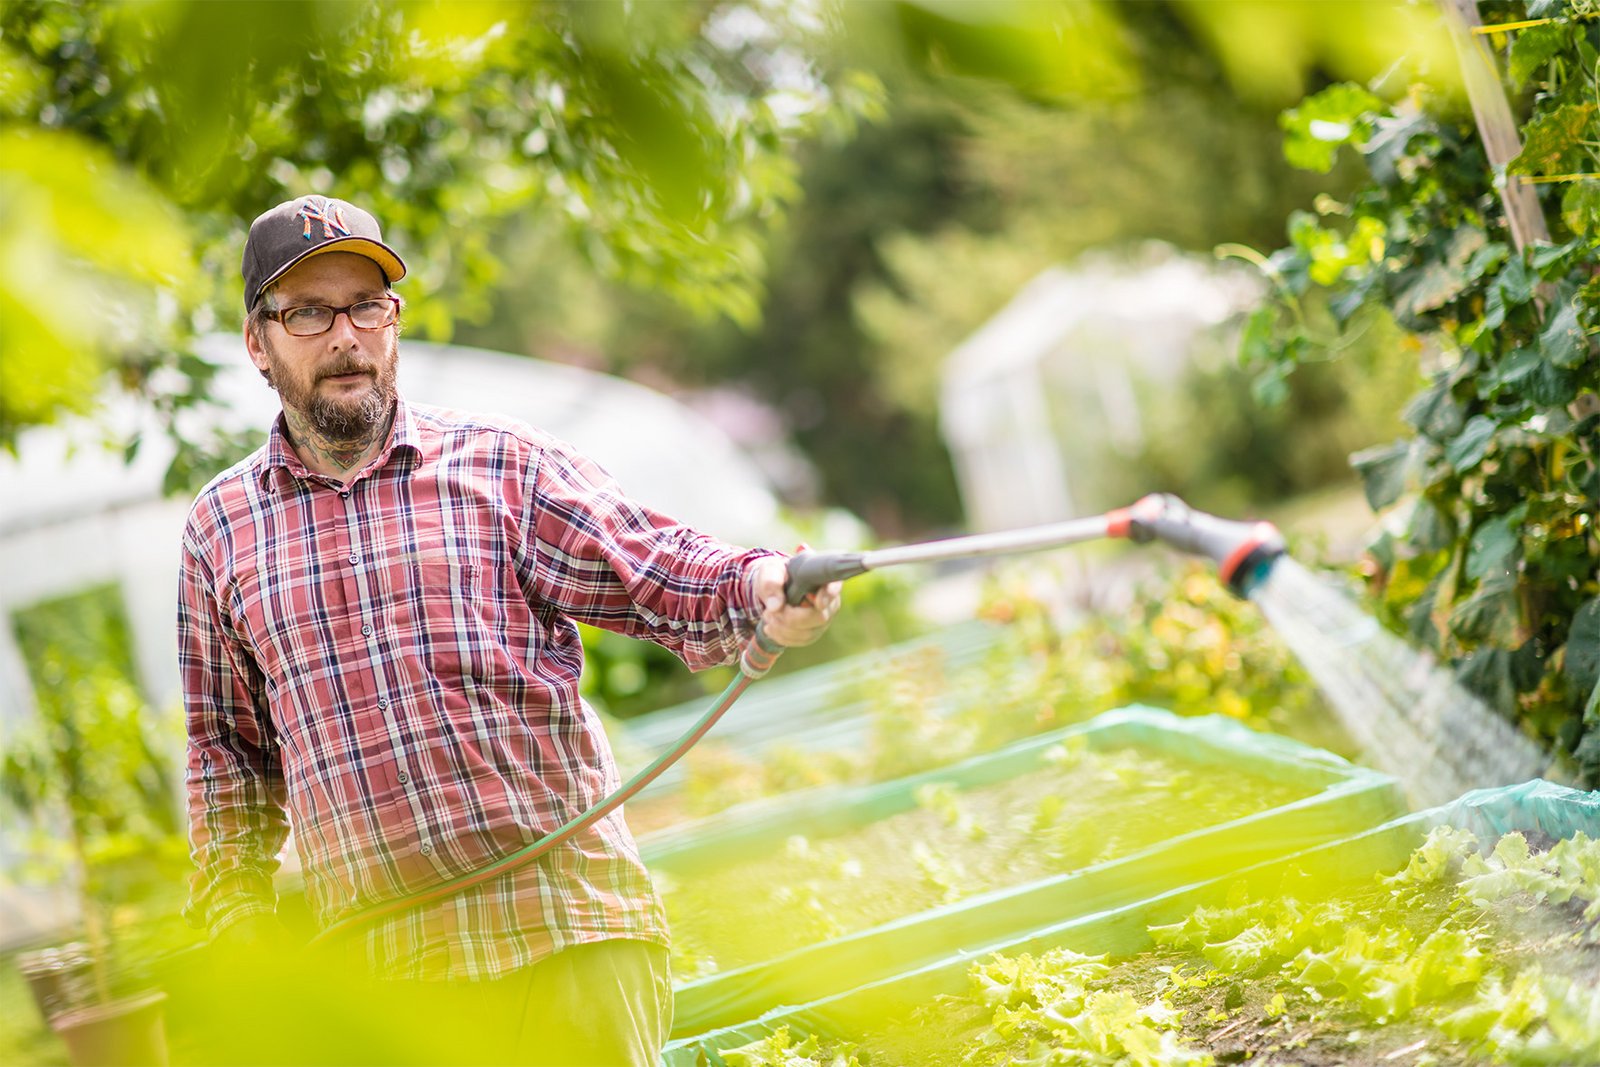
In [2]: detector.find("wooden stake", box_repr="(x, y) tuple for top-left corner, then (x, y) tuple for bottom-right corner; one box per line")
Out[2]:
(1438, 0), (1552, 252)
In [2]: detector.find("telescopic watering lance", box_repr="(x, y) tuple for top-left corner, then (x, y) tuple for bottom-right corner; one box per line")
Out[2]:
(306, 494), (1285, 947)
(779, 492), (1286, 607)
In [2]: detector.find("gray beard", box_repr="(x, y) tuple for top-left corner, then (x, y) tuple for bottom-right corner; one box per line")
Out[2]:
(306, 382), (390, 438)
(261, 331), (399, 441)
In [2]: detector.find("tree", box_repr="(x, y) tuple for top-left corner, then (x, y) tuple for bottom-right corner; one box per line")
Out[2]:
(0, 0), (880, 487)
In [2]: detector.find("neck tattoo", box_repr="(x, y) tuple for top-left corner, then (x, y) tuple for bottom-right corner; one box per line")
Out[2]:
(283, 407), (394, 480)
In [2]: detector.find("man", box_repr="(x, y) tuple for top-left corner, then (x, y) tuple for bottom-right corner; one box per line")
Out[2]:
(178, 195), (840, 1066)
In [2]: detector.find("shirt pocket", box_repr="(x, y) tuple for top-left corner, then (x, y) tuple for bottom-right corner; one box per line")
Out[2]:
(412, 553), (479, 602)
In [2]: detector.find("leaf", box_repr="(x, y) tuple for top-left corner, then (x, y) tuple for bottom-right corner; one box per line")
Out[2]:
(1457, 833), (1565, 906)
(1202, 922), (1280, 972)
(1509, 104), (1597, 177)
(1404, 371), (1467, 441)
(1465, 508), (1526, 582)
(1507, 23), (1571, 87)
(1351, 439), (1411, 510)
(1451, 575), (1522, 647)
(1458, 647), (1520, 709)
(1386, 826), (1481, 886)
(1237, 305), (1275, 368)
(1363, 107), (1433, 186)
(1498, 254), (1537, 308)
(1462, 241), (1510, 286)
(1280, 83), (1384, 173)
(1562, 181), (1600, 237)
(1445, 415), (1498, 472)
(1407, 496), (1458, 553)
(1488, 347), (1543, 392)
(1565, 598), (1600, 700)
(1539, 301), (1589, 369)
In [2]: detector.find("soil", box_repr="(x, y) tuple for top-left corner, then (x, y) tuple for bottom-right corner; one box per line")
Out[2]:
(663, 745), (1317, 978)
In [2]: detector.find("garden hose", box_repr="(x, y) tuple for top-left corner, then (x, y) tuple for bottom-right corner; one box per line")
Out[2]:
(305, 494), (1283, 948)
(306, 627), (786, 949)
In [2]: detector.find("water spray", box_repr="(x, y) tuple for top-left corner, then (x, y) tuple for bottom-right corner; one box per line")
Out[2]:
(309, 494), (1287, 947)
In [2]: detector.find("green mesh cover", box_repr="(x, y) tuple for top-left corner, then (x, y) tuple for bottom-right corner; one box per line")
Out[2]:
(651, 706), (1403, 1040)
(663, 778), (1597, 1064)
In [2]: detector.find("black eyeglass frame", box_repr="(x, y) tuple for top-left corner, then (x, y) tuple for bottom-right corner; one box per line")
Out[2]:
(264, 296), (402, 337)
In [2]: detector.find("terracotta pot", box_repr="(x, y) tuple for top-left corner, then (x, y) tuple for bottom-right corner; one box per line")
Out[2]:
(49, 989), (169, 1067)
(16, 943), (93, 1021)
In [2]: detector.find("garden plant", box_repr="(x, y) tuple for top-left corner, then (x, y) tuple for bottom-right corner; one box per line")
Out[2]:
(662, 739), (1318, 980)
(1237, 0), (1600, 783)
(707, 824), (1600, 1066)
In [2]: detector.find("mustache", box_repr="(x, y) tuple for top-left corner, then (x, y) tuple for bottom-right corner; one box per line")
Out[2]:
(318, 360), (379, 381)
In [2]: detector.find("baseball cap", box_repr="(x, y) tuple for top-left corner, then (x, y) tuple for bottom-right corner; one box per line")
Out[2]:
(241, 195), (407, 311)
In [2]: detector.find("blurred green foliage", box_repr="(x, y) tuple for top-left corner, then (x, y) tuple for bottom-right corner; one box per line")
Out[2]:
(0, 0), (878, 485)
(4, 586), (189, 1001)
(461, 2), (1449, 533)
(6, 0), (1461, 527)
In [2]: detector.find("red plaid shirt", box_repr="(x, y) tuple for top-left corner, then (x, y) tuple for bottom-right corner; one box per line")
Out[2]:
(179, 398), (774, 979)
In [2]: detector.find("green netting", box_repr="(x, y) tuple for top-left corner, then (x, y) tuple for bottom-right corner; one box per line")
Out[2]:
(624, 620), (1001, 757)
(663, 778), (1597, 1064)
(650, 706), (1403, 1040)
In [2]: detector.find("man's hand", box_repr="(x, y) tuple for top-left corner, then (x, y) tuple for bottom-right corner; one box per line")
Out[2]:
(753, 555), (842, 647)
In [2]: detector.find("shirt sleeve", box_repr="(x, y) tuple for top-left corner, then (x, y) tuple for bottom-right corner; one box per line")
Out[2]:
(177, 534), (290, 937)
(526, 440), (782, 671)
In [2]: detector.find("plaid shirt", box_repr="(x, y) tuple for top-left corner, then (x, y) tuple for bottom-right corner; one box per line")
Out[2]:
(179, 398), (774, 980)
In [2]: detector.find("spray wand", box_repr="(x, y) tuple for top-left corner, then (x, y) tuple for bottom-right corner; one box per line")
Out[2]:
(306, 494), (1284, 948)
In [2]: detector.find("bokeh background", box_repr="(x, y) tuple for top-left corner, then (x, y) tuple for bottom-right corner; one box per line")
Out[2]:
(1, 1), (1595, 1064)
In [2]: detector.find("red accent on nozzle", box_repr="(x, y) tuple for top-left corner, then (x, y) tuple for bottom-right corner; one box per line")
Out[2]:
(1218, 522), (1282, 590)
(1108, 494), (1166, 542)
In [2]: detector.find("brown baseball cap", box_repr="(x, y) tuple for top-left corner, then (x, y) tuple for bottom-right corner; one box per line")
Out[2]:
(241, 195), (407, 311)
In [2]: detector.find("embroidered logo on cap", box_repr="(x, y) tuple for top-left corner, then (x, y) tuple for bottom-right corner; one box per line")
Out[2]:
(296, 197), (351, 241)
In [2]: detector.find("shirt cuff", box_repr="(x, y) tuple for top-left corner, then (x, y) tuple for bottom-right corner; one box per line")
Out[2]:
(731, 550), (785, 635)
(186, 869), (278, 938)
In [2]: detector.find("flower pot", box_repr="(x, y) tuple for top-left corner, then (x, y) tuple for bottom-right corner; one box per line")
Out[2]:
(16, 943), (93, 1021)
(49, 989), (169, 1067)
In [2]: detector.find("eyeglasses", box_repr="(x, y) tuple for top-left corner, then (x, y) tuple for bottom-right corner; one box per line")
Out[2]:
(266, 297), (401, 337)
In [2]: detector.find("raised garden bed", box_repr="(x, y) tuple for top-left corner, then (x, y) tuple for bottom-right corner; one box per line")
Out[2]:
(667, 780), (1599, 1066)
(662, 744), (1318, 979)
(644, 707), (1401, 1038)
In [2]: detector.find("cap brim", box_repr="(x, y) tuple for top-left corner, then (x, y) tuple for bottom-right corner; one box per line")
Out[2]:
(254, 236), (407, 305)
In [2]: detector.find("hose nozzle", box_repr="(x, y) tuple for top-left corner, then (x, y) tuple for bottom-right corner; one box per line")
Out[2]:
(1107, 494), (1285, 598)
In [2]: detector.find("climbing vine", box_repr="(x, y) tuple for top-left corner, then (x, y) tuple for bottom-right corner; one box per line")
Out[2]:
(1238, 0), (1599, 783)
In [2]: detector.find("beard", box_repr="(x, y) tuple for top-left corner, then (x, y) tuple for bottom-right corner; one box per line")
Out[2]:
(261, 330), (399, 439)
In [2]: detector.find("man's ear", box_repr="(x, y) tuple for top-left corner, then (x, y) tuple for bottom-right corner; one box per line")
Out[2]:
(244, 321), (271, 376)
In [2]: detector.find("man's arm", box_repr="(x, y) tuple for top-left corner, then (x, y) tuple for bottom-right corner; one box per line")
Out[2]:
(526, 442), (837, 668)
(177, 539), (290, 939)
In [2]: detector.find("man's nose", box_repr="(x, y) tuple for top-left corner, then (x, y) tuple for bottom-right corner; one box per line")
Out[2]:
(325, 308), (362, 347)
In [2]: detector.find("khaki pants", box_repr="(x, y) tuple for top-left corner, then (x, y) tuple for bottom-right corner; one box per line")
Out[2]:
(174, 936), (672, 1066)
(382, 940), (675, 1067)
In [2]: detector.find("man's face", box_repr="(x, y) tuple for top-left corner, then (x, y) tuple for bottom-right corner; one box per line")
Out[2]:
(246, 252), (399, 439)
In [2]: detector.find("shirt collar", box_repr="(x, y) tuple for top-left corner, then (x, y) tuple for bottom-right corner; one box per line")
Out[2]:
(258, 395), (423, 492)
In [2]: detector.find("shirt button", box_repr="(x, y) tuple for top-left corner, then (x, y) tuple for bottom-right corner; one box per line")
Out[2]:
(348, 554), (359, 565)
(361, 624), (373, 636)
(397, 771), (409, 784)
(419, 841), (433, 856)
(377, 697), (389, 709)
(340, 490), (350, 499)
